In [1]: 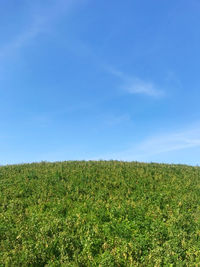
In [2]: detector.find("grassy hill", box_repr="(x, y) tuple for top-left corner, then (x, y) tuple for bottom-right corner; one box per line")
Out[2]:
(0, 161), (200, 266)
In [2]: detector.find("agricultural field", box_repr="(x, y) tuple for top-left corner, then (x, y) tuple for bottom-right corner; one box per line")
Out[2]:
(0, 161), (200, 266)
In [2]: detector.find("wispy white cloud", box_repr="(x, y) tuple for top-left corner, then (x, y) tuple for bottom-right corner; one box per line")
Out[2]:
(28, 113), (53, 128)
(124, 77), (164, 97)
(95, 123), (200, 162)
(105, 65), (164, 97)
(0, 0), (81, 59)
(0, 19), (44, 58)
(137, 127), (200, 156)
(105, 114), (130, 126)
(100, 113), (131, 127)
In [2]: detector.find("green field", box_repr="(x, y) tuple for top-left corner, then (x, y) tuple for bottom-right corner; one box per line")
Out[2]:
(0, 161), (200, 266)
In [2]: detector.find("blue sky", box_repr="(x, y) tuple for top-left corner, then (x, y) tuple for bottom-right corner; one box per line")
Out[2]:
(1, 0), (200, 165)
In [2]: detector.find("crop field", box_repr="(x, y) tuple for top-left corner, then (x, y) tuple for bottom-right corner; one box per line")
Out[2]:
(0, 161), (200, 266)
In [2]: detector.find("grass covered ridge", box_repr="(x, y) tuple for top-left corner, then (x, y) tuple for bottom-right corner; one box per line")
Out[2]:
(0, 161), (200, 266)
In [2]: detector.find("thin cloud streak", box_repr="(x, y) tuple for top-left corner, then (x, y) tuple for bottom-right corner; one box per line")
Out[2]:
(105, 65), (164, 97)
(104, 114), (130, 127)
(124, 78), (164, 97)
(0, 0), (80, 59)
(137, 128), (200, 156)
(0, 19), (44, 58)
(95, 123), (200, 161)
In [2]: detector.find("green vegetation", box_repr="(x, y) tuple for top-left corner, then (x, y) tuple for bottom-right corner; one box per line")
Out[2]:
(0, 161), (200, 266)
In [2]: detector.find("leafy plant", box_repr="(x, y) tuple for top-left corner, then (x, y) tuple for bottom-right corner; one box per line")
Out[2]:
(0, 161), (200, 265)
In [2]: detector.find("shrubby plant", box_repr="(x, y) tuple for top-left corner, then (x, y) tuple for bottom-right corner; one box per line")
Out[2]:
(0, 161), (200, 265)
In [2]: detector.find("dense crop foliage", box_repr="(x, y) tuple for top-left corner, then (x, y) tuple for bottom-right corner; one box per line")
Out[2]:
(0, 161), (200, 266)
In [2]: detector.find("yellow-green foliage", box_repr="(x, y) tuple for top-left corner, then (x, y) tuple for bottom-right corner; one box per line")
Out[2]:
(0, 161), (200, 266)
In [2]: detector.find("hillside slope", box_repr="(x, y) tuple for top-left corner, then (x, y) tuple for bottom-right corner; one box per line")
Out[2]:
(0, 161), (200, 266)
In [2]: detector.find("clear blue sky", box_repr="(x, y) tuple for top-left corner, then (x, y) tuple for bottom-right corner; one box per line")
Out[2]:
(1, 0), (200, 165)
